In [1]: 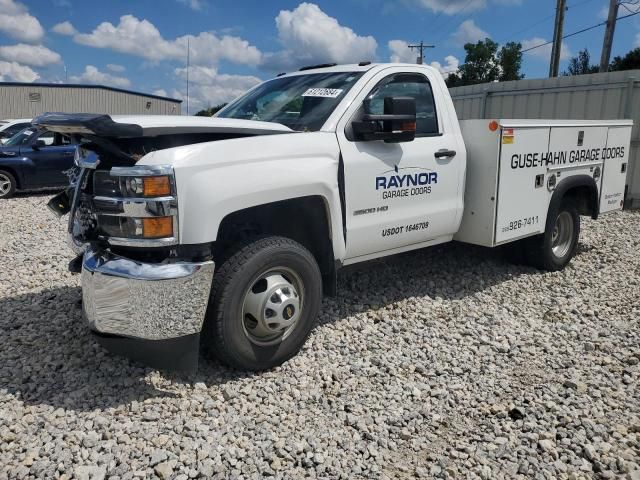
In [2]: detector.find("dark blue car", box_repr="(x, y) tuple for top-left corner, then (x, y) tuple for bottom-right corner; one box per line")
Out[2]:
(0, 128), (76, 199)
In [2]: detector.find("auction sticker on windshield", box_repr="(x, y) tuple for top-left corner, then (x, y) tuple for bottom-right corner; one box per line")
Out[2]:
(302, 88), (343, 98)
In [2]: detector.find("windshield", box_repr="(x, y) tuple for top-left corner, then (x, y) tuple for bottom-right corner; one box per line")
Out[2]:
(217, 72), (364, 132)
(4, 128), (35, 147)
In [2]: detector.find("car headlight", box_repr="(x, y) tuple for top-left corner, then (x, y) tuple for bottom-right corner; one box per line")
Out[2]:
(94, 171), (173, 198)
(91, 165), (178, 246)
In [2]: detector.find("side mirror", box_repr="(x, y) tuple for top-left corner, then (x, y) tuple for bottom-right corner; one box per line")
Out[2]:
(352, 96), (417, 143)
(33, 139), (46, 149)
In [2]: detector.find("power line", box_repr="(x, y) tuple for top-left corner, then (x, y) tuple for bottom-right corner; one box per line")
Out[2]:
(618, 0), (640, 14)
(498, 13), (555, 43)
(499, 0), (596, 45)
(431, 0), (479, 41)
(522, 10), (640, 54)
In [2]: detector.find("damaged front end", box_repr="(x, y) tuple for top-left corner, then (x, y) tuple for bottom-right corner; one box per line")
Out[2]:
(36, 113), (216, 371)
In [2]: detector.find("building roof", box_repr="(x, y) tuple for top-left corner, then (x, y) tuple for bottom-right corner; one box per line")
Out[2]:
(0, 81), (182, 103)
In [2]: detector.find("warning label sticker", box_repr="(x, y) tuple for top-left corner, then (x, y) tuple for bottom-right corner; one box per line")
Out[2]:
(502, 128), (515, 144)
(302, 88), (343, 98)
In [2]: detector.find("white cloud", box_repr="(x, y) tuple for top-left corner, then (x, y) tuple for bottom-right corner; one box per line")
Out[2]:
(0, 44), (61, 67)
(69, 65), (131, 88)
(0, 0), (45, 43)
(177, 0), (205, 10)
(152, 88), (168, 97)
(106, 63), (125, 72)
(430, 55), (460, 76)
(413, 0), (520, 13)
(265, 3), (377, 71)
(0, 60), (39, 82)
(174, 65), (261, 108)
(452, 19), (490, 46)
(522, 37), (571, 61)
(73, 14), (262, 67)
(389, 40), (416, 63)
(414, 0), (486, 15)
(52, 21), (77, 36)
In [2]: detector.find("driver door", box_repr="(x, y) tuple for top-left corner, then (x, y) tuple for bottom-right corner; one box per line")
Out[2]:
(25, 132), (75, 187)
(336, 67), (465, 261)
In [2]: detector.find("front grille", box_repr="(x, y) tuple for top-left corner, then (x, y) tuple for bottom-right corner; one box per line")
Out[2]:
(68, 169), (99, 244)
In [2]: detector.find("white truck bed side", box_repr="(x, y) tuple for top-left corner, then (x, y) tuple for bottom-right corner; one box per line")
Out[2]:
(455, 119), (632, 247)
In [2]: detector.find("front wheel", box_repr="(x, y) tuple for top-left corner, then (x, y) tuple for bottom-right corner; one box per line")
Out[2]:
(0, 170), (16, 199)
(206, 236), (322, 370)
(525, 202), (580, 271)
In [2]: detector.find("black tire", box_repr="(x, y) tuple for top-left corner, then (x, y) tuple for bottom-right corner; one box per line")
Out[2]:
(525, 201), (580, 271)
(206, 236), (322, 370)
(0, 170), (16, 199)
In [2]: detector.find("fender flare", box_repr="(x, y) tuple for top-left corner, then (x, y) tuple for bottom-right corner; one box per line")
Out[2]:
(549, 174), (599, 221)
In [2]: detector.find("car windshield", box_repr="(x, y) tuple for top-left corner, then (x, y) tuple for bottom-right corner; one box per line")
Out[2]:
(4, 128), (35, 147)
(217, 72), (364, 132)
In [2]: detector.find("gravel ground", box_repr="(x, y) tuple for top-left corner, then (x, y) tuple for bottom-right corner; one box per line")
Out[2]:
(0, 193), (639, 480)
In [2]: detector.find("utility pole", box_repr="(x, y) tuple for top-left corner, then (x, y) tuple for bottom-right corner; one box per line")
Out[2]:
(549, 0), (567, 78)
(408, 41), (435, 64)
(599, 0), (619, 72)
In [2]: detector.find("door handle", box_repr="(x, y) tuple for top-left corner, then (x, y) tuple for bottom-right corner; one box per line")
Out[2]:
(434, 149), (456, 159)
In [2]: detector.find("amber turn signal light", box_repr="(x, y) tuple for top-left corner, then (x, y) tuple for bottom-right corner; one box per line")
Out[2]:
(142, 216), (173, 238)
(143, 176), (172, 196)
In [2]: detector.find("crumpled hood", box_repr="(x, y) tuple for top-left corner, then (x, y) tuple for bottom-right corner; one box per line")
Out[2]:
(32, 113), (293, 138)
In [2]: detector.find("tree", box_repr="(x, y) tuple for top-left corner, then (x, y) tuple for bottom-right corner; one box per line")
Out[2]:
(498, 42), (524, 81)
(445, 72), (462, 88)
(563, 49), (598, 76)
(609, 47), (640, 71)
(457, 38), (501, 86)
(446, 38), (523, 87)
(194, 103), (227, 116)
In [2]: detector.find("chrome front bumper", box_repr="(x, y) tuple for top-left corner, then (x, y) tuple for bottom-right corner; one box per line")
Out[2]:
(81, 247), (215, 341)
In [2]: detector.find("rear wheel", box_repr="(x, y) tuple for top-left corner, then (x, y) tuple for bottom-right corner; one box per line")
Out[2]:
(525, 201), (580, 271)
(206, 236), (322, 370)
(0, 170), (16, 199)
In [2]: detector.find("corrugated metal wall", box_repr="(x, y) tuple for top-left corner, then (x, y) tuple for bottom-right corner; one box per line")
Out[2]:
(0, 84), (182, 119)
(449, 70), (640, 207)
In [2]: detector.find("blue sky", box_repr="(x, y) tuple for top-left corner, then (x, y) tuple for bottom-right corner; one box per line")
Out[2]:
(0, 0), (638, 113)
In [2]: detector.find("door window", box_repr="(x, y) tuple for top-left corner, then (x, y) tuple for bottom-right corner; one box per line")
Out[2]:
(38, 132), (54, 146)
(364, 73), (439, 136)
(35, 132), (71, 146)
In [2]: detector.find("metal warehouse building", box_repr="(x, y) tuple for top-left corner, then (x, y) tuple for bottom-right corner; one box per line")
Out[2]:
(449, 70), (640, 209)
(0, 82), (182, 119)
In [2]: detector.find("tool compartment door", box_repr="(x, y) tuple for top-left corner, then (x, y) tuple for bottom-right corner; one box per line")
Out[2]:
(495, 127), (550, 244)
(600, 126), (631, 213)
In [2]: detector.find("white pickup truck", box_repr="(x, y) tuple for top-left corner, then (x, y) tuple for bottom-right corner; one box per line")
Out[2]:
(38, 62), (632, 371)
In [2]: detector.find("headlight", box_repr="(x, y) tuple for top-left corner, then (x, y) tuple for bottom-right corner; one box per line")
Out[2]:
(91, 165), (178, 246)
(98, 215), (174, 239)
(94, 171), (173, 198)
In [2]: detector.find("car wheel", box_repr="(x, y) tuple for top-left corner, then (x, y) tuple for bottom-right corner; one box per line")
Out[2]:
(0, 170), (16, 199)
(206, 236), (322, 370)
(525, 201), (580, 271)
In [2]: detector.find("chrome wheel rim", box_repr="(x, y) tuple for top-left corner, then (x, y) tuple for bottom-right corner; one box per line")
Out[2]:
(551, 211), (573, 258)
(241, 267), (304, 346)
(0, 173), (11, 196)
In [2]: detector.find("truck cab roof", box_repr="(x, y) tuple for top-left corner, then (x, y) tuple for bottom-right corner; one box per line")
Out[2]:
(278, 62), (440, 78)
